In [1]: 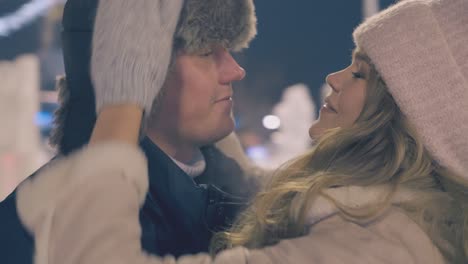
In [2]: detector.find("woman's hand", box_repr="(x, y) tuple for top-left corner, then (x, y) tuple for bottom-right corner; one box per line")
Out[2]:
(89, 0), (184, 145)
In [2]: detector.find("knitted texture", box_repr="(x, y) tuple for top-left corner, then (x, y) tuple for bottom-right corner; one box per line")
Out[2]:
(353, 0), (468, 181)
(91, 0), (184, 116)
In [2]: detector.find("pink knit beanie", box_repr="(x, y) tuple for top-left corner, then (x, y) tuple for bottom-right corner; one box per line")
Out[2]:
(353, 0), (468, 182)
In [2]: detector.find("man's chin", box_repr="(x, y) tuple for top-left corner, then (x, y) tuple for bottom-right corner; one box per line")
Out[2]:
(212, 122), (235, 143)
(195, 122), (235, 147)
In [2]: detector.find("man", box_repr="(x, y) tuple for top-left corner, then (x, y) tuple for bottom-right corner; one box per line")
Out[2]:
(0, 0), (263, 262)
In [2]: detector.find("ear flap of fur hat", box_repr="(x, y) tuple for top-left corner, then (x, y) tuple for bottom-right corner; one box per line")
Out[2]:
(50, 0), (98, 155)
(48, 76), (68, 149)
(49, 75), (97, 155)
(175, 0), (257, 53)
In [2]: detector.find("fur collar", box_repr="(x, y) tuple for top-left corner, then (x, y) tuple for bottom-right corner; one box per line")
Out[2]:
(306, 185), (421, 225)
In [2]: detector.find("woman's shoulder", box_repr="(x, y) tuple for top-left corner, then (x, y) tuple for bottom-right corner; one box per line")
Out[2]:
(282, 185), (448, 263)
(302, 207), (446, 263)
(237, 205), (445, 264)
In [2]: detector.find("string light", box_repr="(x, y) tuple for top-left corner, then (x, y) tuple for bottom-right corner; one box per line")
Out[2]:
(0, 0), (65, 37)
(263, 115), (281, 130)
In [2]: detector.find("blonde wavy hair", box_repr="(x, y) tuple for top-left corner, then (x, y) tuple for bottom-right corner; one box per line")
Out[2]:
(211, 51), (468, 263)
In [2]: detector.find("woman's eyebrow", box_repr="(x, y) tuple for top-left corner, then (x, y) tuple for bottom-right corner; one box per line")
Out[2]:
(352, 50), (371, 65)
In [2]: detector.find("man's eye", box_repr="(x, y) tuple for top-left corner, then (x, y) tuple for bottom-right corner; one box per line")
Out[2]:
(352, 72), (365, 79)
(200, 50), (214, 57)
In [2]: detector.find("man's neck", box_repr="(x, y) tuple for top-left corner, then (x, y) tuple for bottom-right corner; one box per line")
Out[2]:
(145, 130), (197, 164)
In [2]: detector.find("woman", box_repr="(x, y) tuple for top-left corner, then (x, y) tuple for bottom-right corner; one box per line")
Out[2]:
(16, 0), (467, 263)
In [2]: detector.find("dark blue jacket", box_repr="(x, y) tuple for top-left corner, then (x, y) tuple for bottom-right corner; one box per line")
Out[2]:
(0, 137), (247, 263)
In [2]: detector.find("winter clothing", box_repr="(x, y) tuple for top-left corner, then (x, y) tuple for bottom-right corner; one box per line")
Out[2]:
(46, 0), (258, 259)
(16, 142), (445, 264)
(0, 192), (34, 264)
(353, 0), (468, 181)
(54, 2), (96, 154)
(170, 150), (206, 178)
(52, 0), (257, 154)
(0, 134), (261, 263)
(137, 137), (253, 256)
(0, 0), (262, 262)
(175, 0), (257, 54)
(91, 0), (183, 115)
(92, 0), (256, 117)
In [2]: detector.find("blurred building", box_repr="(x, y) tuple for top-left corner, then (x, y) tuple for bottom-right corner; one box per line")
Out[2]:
(0, 0), (63, 200)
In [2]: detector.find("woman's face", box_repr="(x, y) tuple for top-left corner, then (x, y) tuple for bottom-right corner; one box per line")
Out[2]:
(309, 51), (371, 139)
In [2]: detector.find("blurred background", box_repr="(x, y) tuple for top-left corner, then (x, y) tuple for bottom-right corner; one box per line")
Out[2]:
(0, 0), (395, 200)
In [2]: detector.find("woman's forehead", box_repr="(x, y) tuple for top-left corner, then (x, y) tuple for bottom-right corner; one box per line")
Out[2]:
(352, 49), (373, 74)
(352, 49), (371, 65)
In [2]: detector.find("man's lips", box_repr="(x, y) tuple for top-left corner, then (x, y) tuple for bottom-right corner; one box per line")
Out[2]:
(214, 96), (233, 103)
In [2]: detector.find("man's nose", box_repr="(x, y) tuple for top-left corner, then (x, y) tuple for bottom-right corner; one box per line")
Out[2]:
(219, 52), (246, 84)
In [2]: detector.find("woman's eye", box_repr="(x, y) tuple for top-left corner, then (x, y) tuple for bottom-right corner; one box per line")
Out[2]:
(352, 72), (365, 79)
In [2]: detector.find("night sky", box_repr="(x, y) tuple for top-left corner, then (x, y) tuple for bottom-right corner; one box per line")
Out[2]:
(234, 0), (395, 135)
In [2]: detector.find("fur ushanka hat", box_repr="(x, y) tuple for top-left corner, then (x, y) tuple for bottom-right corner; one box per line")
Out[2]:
(175, 0), (257, 53)
(51, 0), (257, 155)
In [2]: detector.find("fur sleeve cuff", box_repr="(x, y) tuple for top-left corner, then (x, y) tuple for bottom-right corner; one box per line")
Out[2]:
(69, 142), (149, 199)
(16, 142), (149, 232)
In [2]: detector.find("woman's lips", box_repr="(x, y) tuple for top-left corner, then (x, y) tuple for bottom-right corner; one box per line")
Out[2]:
(322, 102), (338, 113)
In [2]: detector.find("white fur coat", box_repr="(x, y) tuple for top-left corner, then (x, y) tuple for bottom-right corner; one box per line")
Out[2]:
(16, 140), (445, 264)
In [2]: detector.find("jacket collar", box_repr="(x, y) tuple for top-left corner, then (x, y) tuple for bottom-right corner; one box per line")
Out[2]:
(140, 137), (209, 238)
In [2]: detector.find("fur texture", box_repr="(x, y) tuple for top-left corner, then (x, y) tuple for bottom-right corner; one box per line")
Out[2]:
(16, 142), (149, 263)
(17, 142), (445, 264)
(175, 0), (257, 53)
(49, 76), (69, 149)
(52, 0), (257, 154)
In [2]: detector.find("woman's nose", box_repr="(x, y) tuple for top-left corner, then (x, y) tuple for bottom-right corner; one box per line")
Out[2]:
(325, 71), (341, 93)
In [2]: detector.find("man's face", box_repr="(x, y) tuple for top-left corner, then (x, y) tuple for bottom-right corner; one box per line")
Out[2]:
(152, 45), (246, 148)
